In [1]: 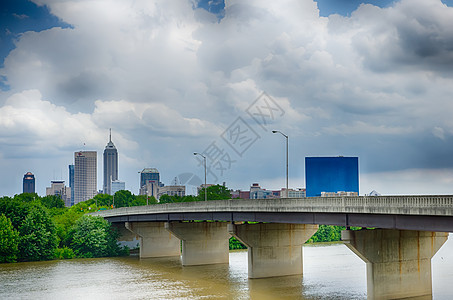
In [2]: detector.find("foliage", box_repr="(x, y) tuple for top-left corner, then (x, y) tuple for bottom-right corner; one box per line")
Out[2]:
(229, 237), (247, 250)
(0, 196), (30, 229)
(93, 193), (113, 207)
(54, 246), (75, 259)
(13, 193), (39, 203)
(159, 185), (231, 203)
(199, 185), (232, 201)
(307, 225), (362, 243)
(18, 205), (58, 261)
(52, 208), (85, 247)
(0, 214), (20, 263)
(69, 215), (121, 258)
(109, 190), (155, 208)
(40, 195), (65, 209)
(134, 195), (157, 206)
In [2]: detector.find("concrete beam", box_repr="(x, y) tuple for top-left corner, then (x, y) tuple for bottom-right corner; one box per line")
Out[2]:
(165, 222), (230, 266)
(228, 223), (318, 278)
(125, 222), (180, 258)
(342, 229), (448, 300)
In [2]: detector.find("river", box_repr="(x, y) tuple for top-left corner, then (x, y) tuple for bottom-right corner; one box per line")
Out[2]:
(1, 236), (453, 299)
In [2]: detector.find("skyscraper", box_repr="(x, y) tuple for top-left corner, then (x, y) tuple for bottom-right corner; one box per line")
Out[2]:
(139, 168), (160, 195)
(23, 172), (35, 194)
(103, 129), (118, 195)
(69, 164), (74, 206)
(74, 151), (97, 205)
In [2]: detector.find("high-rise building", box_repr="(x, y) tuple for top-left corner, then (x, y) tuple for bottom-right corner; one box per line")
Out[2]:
(46, 180), (71, 207)
(103, 129), (118, 195)
(305, 156), (359, 197)
(74, 151), (97, 205)
(23, 172), (35, 194)
(69, 164), (74, 206)
(139, 168), (160, 195)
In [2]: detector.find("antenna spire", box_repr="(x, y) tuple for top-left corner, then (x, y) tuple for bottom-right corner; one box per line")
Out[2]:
(109, 128), (112, 142)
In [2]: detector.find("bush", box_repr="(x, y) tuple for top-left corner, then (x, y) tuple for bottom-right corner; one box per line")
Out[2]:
(70, 215), (121, 258)
(54, 246), (75, 259)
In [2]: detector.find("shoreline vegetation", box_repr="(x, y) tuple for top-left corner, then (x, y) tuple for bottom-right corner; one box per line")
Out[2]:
(1, 186), (357, 264)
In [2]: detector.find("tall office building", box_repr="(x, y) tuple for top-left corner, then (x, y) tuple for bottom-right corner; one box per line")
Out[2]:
(103, 129), (118, 195)
(139, 168), (160, 195)
(69, 164), (74, 206)
(23, 172), (35, 194)
(74, 151), (97, 205)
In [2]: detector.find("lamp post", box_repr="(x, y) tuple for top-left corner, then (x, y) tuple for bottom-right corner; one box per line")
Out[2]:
(272, 130), (288, 197)
(194, 152), (207, 201)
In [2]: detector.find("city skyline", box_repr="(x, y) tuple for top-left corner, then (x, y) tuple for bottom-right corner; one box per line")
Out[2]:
(1, 0), (453, 196)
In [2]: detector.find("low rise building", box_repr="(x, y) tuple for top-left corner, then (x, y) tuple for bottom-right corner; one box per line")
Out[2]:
(158, 185), (185, 199)
(46, 180), (71, 207)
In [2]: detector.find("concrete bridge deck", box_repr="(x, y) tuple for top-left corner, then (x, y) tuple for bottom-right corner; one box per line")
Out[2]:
(92, 195), (453, 232)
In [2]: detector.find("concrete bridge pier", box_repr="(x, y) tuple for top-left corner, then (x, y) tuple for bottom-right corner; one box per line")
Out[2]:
(342, 229), (448, 300)
(165, 222), (230, 266)
(228, 223), (319, 278)
(125, 222), (181, 258)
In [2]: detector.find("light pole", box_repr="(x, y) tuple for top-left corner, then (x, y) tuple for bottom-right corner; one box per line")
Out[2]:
(194, 152), (207, 201)
(272, 130), (288, 197)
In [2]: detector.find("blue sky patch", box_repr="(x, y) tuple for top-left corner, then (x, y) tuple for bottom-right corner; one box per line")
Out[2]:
(0, 0), (71, 69)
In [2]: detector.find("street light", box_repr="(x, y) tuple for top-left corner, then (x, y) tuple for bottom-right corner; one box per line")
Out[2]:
(272, 130), (288, 197)
(194, 152), (207, 201)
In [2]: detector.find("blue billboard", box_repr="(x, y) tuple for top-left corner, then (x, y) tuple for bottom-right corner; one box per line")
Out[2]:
(305, 157), (359, 197)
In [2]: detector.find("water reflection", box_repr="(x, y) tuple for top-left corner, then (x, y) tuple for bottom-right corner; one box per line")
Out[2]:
(1, 238), (452, 300)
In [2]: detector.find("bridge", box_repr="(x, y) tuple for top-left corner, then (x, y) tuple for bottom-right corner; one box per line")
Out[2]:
(92, 195), (453, 300)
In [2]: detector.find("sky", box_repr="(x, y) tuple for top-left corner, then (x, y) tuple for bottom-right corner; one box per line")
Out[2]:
(1, 0), (453, 197)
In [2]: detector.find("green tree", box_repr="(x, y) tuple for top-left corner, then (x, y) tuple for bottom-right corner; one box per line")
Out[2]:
(40, 195), (65, 209)
(132, 195), (156, 206)
(18, 205), (58, 261)
(69, 215), (121, 258)
(14, 193), (39, 203)
(52, 208), (84, 247)
(93, 193), (113, 207)
(0, 196), (30, 229)
(0, 214), (20, 263)
(113, 190), (134, 208)
(159, 194), (173, 203)
(198, 185), (232, 201)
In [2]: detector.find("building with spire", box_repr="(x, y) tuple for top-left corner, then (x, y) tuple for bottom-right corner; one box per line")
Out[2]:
(74, 151), (97, 204)
(103, 129), (118, 195)
(23, 172), (35, 194)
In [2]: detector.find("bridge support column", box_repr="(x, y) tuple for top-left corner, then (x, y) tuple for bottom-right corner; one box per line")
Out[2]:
(112, 222), (138, 241)
(342, 229), (448, 300)
(165, 222), (230, 266)
(125, 222), (180, 258)
(228, 223), (318, 278)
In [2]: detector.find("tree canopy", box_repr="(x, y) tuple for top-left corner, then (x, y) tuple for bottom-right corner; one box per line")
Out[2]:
(0, 214), (20, 263)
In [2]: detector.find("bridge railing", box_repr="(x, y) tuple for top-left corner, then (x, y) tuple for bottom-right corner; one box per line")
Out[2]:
(90, 195), (453, 218)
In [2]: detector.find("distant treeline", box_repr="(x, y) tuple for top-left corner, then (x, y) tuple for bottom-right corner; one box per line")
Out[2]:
(0, 186), (354, 263)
